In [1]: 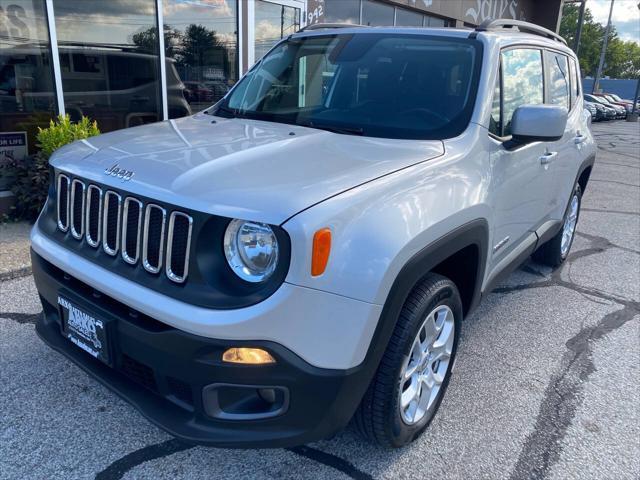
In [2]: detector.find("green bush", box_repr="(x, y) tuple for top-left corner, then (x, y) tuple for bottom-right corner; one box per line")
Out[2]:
(37, 114), (100, 159)
(1, 115), (100, 222)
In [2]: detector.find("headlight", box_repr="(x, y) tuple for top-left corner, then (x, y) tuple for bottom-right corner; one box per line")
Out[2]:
(224, 219), (279, 282)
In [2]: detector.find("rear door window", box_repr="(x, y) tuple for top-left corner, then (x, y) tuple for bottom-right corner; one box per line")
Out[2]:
(547, 51), (570, 110)
(570, 57), (581, 103)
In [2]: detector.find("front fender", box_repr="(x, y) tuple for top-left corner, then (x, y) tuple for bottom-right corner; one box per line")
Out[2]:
(282, 125), (492, 306)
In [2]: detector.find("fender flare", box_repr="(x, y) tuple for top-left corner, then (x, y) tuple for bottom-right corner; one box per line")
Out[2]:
(575, 152), (596, 193)
(355, 218), (489, 375)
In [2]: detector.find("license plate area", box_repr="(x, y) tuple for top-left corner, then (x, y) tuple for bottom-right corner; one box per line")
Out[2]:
(58, 295), (112, 365)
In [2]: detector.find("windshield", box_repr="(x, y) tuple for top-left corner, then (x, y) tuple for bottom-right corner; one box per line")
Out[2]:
(216, 34), (482, 140)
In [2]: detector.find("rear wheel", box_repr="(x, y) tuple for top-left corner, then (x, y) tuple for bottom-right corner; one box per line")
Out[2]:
(354, 273), (462, 447)
(534, 184), (582, 268)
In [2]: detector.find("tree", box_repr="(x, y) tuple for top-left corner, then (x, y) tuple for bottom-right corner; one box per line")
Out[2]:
(606, 38), (640, 79)
(181, 25), (222, 64)
(560, 3), (640, 79)
(179, 24), (229, 81)
(131, 25), (183, 58)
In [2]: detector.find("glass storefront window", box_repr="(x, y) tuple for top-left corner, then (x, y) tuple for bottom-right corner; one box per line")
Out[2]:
(164, 0), (238, 118)
(426, 16), (446, 27)
(53, 0), (162, 132)
(395, 8), (423, 27)
(254, 0), (300, 62)
(361, 0), (394, 26)
(322, 0), (360, 24)
(0, 0), (56, 156)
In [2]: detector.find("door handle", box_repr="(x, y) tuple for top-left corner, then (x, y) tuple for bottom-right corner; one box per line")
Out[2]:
(574, 133), (586, 144)
(539, 151), (557, 165)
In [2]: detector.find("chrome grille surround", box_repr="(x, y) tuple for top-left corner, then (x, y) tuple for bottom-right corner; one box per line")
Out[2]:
(56, 174), (70, 232)
(85, 185), (103, 248)
(166, 211), (193, 284)
(142, 204), (166, 274)
(121, 197), (143, 265)
(70, 179), (86, 239)
(56, 173), (193, 283)
(102, 191), (122, 256)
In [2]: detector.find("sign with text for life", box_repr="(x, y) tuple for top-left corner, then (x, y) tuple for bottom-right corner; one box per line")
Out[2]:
(0, 132), (28, 164)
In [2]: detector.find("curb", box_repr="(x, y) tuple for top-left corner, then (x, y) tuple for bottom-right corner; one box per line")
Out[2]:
(0, 266), (33, 282)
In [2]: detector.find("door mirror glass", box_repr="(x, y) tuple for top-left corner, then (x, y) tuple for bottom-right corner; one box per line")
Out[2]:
(511, 104), (568, 143)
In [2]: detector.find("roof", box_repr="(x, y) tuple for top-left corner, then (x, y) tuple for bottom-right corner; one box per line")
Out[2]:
(292, 22), (574, 55)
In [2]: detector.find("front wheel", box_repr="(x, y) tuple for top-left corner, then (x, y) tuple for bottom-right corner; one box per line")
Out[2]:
(354, 273), (462, 447)
(534, 184), (582, 268)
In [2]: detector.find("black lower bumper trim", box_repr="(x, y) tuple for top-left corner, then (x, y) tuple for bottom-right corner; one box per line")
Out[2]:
(32, 250), (373, 448)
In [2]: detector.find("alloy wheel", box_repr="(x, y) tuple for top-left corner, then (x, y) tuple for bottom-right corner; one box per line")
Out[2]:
(398, 305), (455, 425)
(561, 194), (579, 258)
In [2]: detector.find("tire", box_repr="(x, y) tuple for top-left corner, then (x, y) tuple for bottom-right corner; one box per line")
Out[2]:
(533, 184), (582, 268)
(354, 273), (462, 448)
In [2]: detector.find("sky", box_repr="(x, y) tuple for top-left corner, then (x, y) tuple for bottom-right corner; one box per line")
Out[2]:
(587, 0), (640, 45)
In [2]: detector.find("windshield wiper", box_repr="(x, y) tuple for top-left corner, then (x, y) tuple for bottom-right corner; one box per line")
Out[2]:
(213, 104), (243, 118)
(304, 121), (364, 136)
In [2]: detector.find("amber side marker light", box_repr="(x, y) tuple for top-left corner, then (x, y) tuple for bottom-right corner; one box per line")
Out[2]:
(222, 347), (276, 365)
(311, 228), (332, 276)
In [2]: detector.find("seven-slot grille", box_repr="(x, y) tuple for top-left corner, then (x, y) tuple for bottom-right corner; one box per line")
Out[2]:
(56, 174), (193, 283)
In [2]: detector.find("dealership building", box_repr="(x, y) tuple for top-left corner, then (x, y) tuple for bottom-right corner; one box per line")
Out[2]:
(0, 0), (563, 214)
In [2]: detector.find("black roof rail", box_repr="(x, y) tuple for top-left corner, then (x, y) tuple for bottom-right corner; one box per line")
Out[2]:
(475, 19), (567, 45)
(298, 23), (366, 32)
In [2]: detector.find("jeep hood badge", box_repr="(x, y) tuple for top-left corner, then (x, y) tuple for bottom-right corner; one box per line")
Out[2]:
(105, 163), (134, 182)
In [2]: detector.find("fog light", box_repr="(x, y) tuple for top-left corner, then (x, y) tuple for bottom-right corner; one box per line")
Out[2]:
(222, 347), (276, 365)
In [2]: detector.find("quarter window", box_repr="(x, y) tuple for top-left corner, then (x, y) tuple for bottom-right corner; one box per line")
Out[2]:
(500, 48), (544, 136)
(548, 52), (570, 110)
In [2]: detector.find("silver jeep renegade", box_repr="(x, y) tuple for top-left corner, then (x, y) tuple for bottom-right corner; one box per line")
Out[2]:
(32, 20), (596, 448)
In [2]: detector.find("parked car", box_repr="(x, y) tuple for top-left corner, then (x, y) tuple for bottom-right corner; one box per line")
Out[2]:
(1, 47), (191, 131)
(601, 93), (636, 114)
(606, 93), (638, 111)
(586, 93), (625, 119)
(31, 21), (596, 449)
(203, 79), (231, 101)
(584, 101), (597, 121)
(585, 100), (607, 121)
(593, 93), (632, 116)
(183, 81), (214, 103)
(584, 94), (617, 120)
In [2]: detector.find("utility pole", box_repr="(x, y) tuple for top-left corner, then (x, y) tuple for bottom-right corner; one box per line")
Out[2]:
(631, 3), (640, 120)
(574, 0), (587, 56)
(593, 0), (615, 93)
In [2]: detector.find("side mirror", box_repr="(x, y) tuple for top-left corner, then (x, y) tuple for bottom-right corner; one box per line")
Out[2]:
(511, 104), (568, 143)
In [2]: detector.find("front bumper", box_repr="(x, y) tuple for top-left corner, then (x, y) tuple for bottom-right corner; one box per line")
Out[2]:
(31, 223), (381, 370)
(32, 251), (375, 448)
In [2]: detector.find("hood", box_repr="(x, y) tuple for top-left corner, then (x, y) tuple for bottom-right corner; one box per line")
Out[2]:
(50, 113), (444, 225)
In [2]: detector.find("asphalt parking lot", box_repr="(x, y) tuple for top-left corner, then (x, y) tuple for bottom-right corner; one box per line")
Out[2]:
(1, 120), (638, 480)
